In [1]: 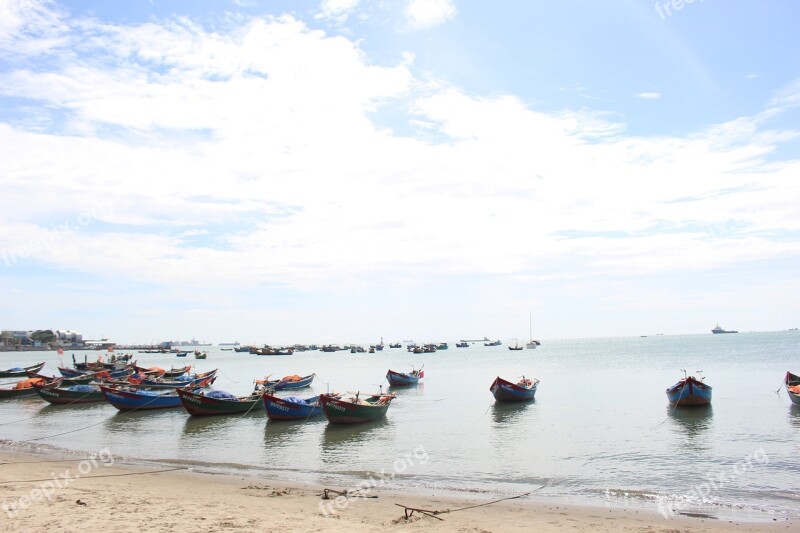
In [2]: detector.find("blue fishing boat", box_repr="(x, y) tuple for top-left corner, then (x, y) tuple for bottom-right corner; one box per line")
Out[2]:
(262, 393), (326, 420)
(99, 385), (193, 411)
(257, 373), (315, 391)
(666, 374), (712, 406)
(490, 376), (539, 402)
(138, 372), (216, 389)
(386, 368), (424, 386)
(59, 366), (131, 379)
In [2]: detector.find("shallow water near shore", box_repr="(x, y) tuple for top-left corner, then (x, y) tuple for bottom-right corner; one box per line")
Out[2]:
(2, 331), (799, 521)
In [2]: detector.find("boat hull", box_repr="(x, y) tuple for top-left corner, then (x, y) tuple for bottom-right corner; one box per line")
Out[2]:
(0, 362), (45, 378)
(274, 373), (315, 391)
(320, 394), (391, 424)
(100, 386), (185, 410)
(0, 387), (39, 398)
(176, 388), (261, 416)
(666, 377), (712, 406)
(263, 394), (322, 420)
(490, 376), (537, 402)
(785, 372), (800, 406)
(33, 382), (106, 404)
(386, 369), (420, 386)
(0, 376), (54, 399)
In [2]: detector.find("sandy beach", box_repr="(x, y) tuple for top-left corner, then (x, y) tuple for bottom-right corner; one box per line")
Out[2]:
(0, 444), (795, 533)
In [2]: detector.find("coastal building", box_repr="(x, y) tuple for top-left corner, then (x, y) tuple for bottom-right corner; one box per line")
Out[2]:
(1, 328), (93, 350)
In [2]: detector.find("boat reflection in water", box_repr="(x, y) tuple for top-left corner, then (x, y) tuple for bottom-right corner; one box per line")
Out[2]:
(263, 417), (317, 448)
(104, 408), (181, 436)
(319, 419), (392, 467)
(788, 405), (800, 429)
(491, 400), (534, 426)
(666, 404), (714, 451)
(182, 414), (242, 438)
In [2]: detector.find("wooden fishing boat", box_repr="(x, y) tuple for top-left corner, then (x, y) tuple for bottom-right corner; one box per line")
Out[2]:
(490, 376), (539, 402)
(194, 351), (208, 359)
(319, 392), (395, 424)
(32, 380), (106, 404)
(176, 388), (262, 416)
(137, 372), (217, 389)
(263, 393), (326, 420)
(0, 362), (45, 378)
(28, 370), (99, 386)
(175, 351), (189, 357)
(73, 355), (131, 372)
(256, 373), (315, 391)
(0, 376), (54, 398)
(99, 385), (191, 411)
(274, 373), (315, 390)
(386, 368), (424, 386)
(59, 366), (131, 379)
(666, 375), (712, 406)
(784, 371), (800, 406)
(456, 341), (469, 348)
(162, 366), (192, 378)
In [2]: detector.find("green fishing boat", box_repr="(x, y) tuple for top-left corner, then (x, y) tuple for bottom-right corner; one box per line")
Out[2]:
(176, 388), (262, 416)
(319, 392), (395, 424)
(33, 380), (106, 404)
(0, 376), (54, 399)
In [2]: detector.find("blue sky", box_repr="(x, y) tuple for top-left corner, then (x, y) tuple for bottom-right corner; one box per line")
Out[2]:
(0, 0), (798, 344)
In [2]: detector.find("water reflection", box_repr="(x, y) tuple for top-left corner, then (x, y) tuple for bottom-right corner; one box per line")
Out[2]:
(666, 404), (713, 450)
(387, 382), (425, 396)
(491, 401), (534, 426)
(40, 402), (110, 415)
(182, 414), (242, 438)
(788, 405), (800, 428)
(321, 419), (390, 448)
(103, 409), (184, 435)
(319, 419), (391, 470)
(263, 418), (316, 447)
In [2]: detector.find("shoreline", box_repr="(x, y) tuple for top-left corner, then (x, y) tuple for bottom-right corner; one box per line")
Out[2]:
(1, 441), (795, 532)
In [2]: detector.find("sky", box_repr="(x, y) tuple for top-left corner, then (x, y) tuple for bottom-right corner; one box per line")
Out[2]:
(0, 0), (799, 344)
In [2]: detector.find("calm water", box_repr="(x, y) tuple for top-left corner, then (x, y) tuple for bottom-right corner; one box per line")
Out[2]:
(2, 332), (799, 520)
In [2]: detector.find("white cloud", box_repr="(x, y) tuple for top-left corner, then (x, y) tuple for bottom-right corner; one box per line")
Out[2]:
(316, 0), (360, 22)
(405, 0), (456, 29)
(635, 91), (662, 100)
(0, 8), (799, 295)
(0, 0), (69, 56)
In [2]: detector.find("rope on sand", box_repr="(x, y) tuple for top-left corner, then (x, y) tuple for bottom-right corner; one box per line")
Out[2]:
(395, 489), (538, 521)
(0, 466), (187, 485)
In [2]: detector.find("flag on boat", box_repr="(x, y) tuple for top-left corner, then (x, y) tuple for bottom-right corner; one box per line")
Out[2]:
(419, 371), (425, 378)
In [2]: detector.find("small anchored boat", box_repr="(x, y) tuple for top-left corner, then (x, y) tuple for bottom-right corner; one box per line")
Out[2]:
(319, 391), (395, 424)
(490, 376), (539, 402)
(386, 367), (424, 386)
(784, 371), (800, 406)
(666, 373), (712, 406)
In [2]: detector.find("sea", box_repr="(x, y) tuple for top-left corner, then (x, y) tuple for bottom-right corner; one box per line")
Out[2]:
(1, 331), (799, 522)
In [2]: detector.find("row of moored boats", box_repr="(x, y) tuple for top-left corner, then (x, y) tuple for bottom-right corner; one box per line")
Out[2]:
(3, 361), (800, 423)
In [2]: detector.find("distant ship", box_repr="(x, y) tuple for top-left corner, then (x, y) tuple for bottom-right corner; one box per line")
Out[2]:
(711, 324), (738, 334)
